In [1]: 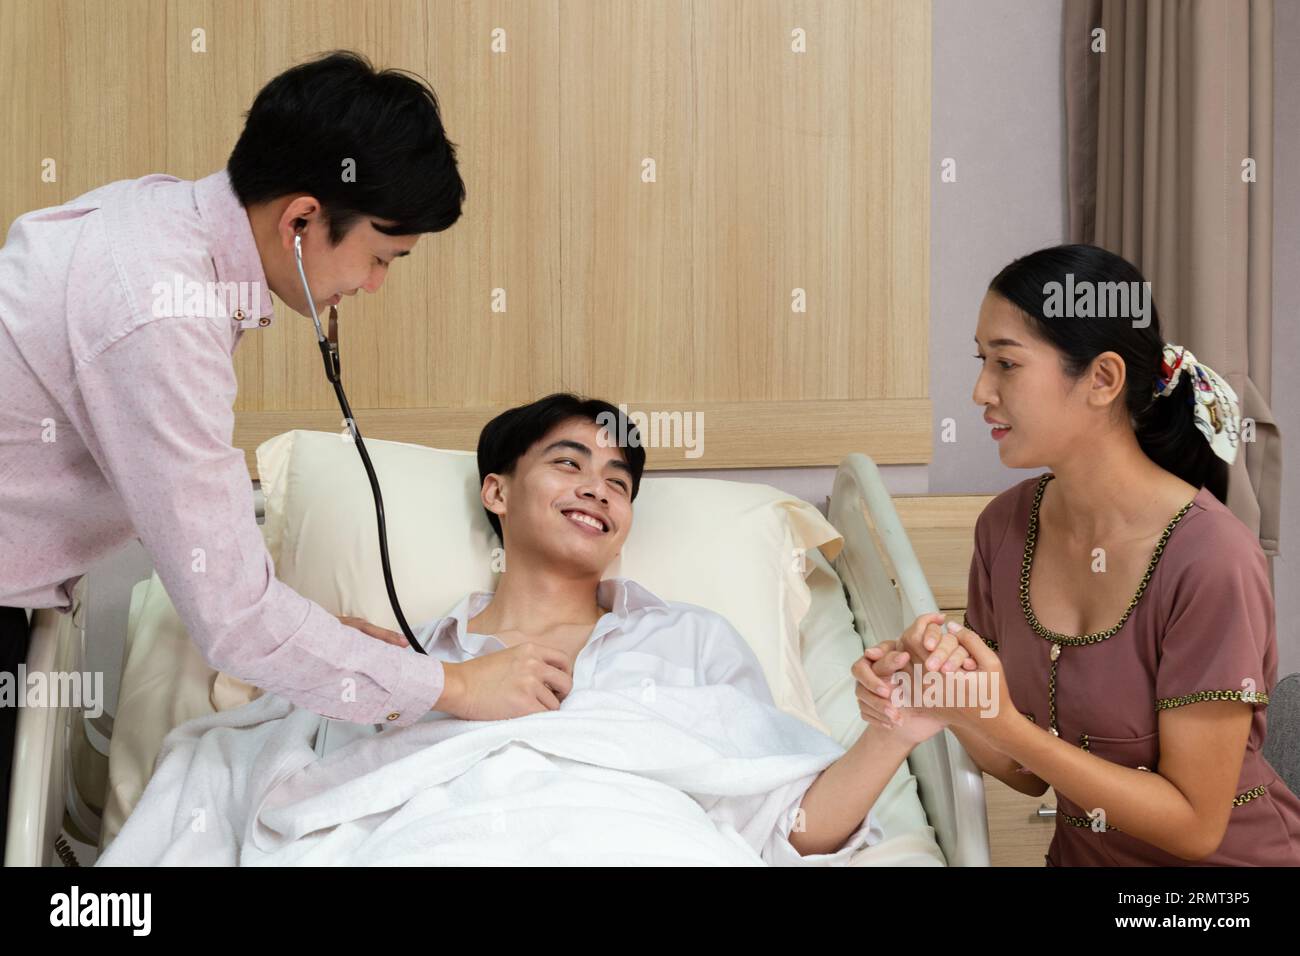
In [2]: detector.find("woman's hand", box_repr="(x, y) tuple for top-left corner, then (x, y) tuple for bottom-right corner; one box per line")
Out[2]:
(852, 635), (945, 747)
(900, 621), (1013, 734)
(897, 614), (979, 675)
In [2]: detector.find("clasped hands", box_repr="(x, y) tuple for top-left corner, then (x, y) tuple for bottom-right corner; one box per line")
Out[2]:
(851, 612), (1009, 745)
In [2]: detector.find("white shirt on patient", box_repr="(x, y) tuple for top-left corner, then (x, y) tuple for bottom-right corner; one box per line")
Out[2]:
(316, 576), (883, 864)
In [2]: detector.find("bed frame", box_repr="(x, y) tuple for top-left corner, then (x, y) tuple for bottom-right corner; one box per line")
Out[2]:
(5, 453), (991, 867)
(829, 454), (990, 867)
(4, 581), (110, 867)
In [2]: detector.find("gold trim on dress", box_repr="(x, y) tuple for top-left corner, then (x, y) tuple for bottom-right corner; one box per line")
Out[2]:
(1018, 474), (1194, 736)
(1232, 784), (1268, 807)
(1061, 783), (1269, 833)
(1156, 689), (1269, 710)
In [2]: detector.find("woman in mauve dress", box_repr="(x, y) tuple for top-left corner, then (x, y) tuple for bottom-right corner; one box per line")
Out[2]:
(855, 244), (1300, 865)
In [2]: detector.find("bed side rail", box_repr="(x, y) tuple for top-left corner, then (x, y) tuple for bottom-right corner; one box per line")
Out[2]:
(829, 453), (990, 867)
(5, 581), (107, 867)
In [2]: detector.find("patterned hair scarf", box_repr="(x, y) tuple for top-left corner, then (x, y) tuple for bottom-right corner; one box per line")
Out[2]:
(1151, 345), (1241, 465)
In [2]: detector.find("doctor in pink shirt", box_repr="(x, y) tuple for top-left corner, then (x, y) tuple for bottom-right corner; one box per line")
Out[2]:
(0, 51), (574, 857)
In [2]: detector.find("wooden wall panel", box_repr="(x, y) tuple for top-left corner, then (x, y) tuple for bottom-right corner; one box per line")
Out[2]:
(1, 0), (931, 474)
(892, 493), (994, 610)
(559, 0), (695, 403)
(692, 0), (859, 403)
(0, 1), (65, 238)
(426, 0), (564, 412)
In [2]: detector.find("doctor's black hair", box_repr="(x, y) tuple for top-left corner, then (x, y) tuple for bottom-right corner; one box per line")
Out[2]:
(477, 393), (647, 541)
(988, 243), (1227, 503)
(228, 50), (465, 243)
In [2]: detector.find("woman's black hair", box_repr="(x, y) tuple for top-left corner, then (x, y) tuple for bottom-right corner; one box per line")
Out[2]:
(476, 393), (647, 540)
(228, 50), (465, 243)
(988, 244), (1228, 502)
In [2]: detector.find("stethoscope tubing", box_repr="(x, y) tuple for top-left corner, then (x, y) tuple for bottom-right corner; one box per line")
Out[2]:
(292, 231), (425, 654)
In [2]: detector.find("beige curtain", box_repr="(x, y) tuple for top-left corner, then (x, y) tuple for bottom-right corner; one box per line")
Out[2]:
(1064, 0), (1280, 556)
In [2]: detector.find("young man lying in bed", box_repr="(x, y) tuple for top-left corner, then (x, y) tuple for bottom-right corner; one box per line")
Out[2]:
(398, 392), (936, 861)
(98, 393), (946, 866)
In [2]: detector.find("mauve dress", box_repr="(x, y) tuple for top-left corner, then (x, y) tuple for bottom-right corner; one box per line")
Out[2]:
(964, 474), (1300, 866)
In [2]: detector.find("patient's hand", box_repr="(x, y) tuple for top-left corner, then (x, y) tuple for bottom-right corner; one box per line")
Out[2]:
(852, 638), (945, 747)
(339, 615), (409, 648)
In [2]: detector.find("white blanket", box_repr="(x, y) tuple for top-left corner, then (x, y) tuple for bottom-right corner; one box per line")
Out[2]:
(97, 682), (938, 866)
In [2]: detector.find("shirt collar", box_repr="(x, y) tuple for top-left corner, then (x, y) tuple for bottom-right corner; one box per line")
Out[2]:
(194, 169), (276, 330)
(419, 577), (668, 656)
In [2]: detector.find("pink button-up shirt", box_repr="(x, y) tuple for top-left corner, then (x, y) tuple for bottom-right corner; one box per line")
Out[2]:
(0, 170), (444, 727)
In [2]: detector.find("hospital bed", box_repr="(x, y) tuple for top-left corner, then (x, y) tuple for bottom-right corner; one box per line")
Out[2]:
(4, 452), (990, 867)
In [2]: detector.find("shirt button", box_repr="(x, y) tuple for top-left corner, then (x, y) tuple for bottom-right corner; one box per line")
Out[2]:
(233, 309), (245, 321)
(386, 712), (400, 722)
(258, 316), (271, 327)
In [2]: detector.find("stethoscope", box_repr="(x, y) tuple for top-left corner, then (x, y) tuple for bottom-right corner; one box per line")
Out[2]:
(292, 226), (426, 654)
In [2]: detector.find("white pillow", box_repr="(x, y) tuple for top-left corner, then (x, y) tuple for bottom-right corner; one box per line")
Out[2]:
(257, 429), (843, 728)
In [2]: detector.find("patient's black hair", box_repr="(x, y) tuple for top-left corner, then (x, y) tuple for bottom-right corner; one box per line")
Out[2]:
(988, 243), (1227, 502)
(228, 50), (465, 244)
(477, 393), (647, 541)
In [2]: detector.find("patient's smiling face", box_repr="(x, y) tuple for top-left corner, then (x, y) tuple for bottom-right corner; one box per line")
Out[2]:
(972, 292), (1103, 470)
(481, 417), (634, 575)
